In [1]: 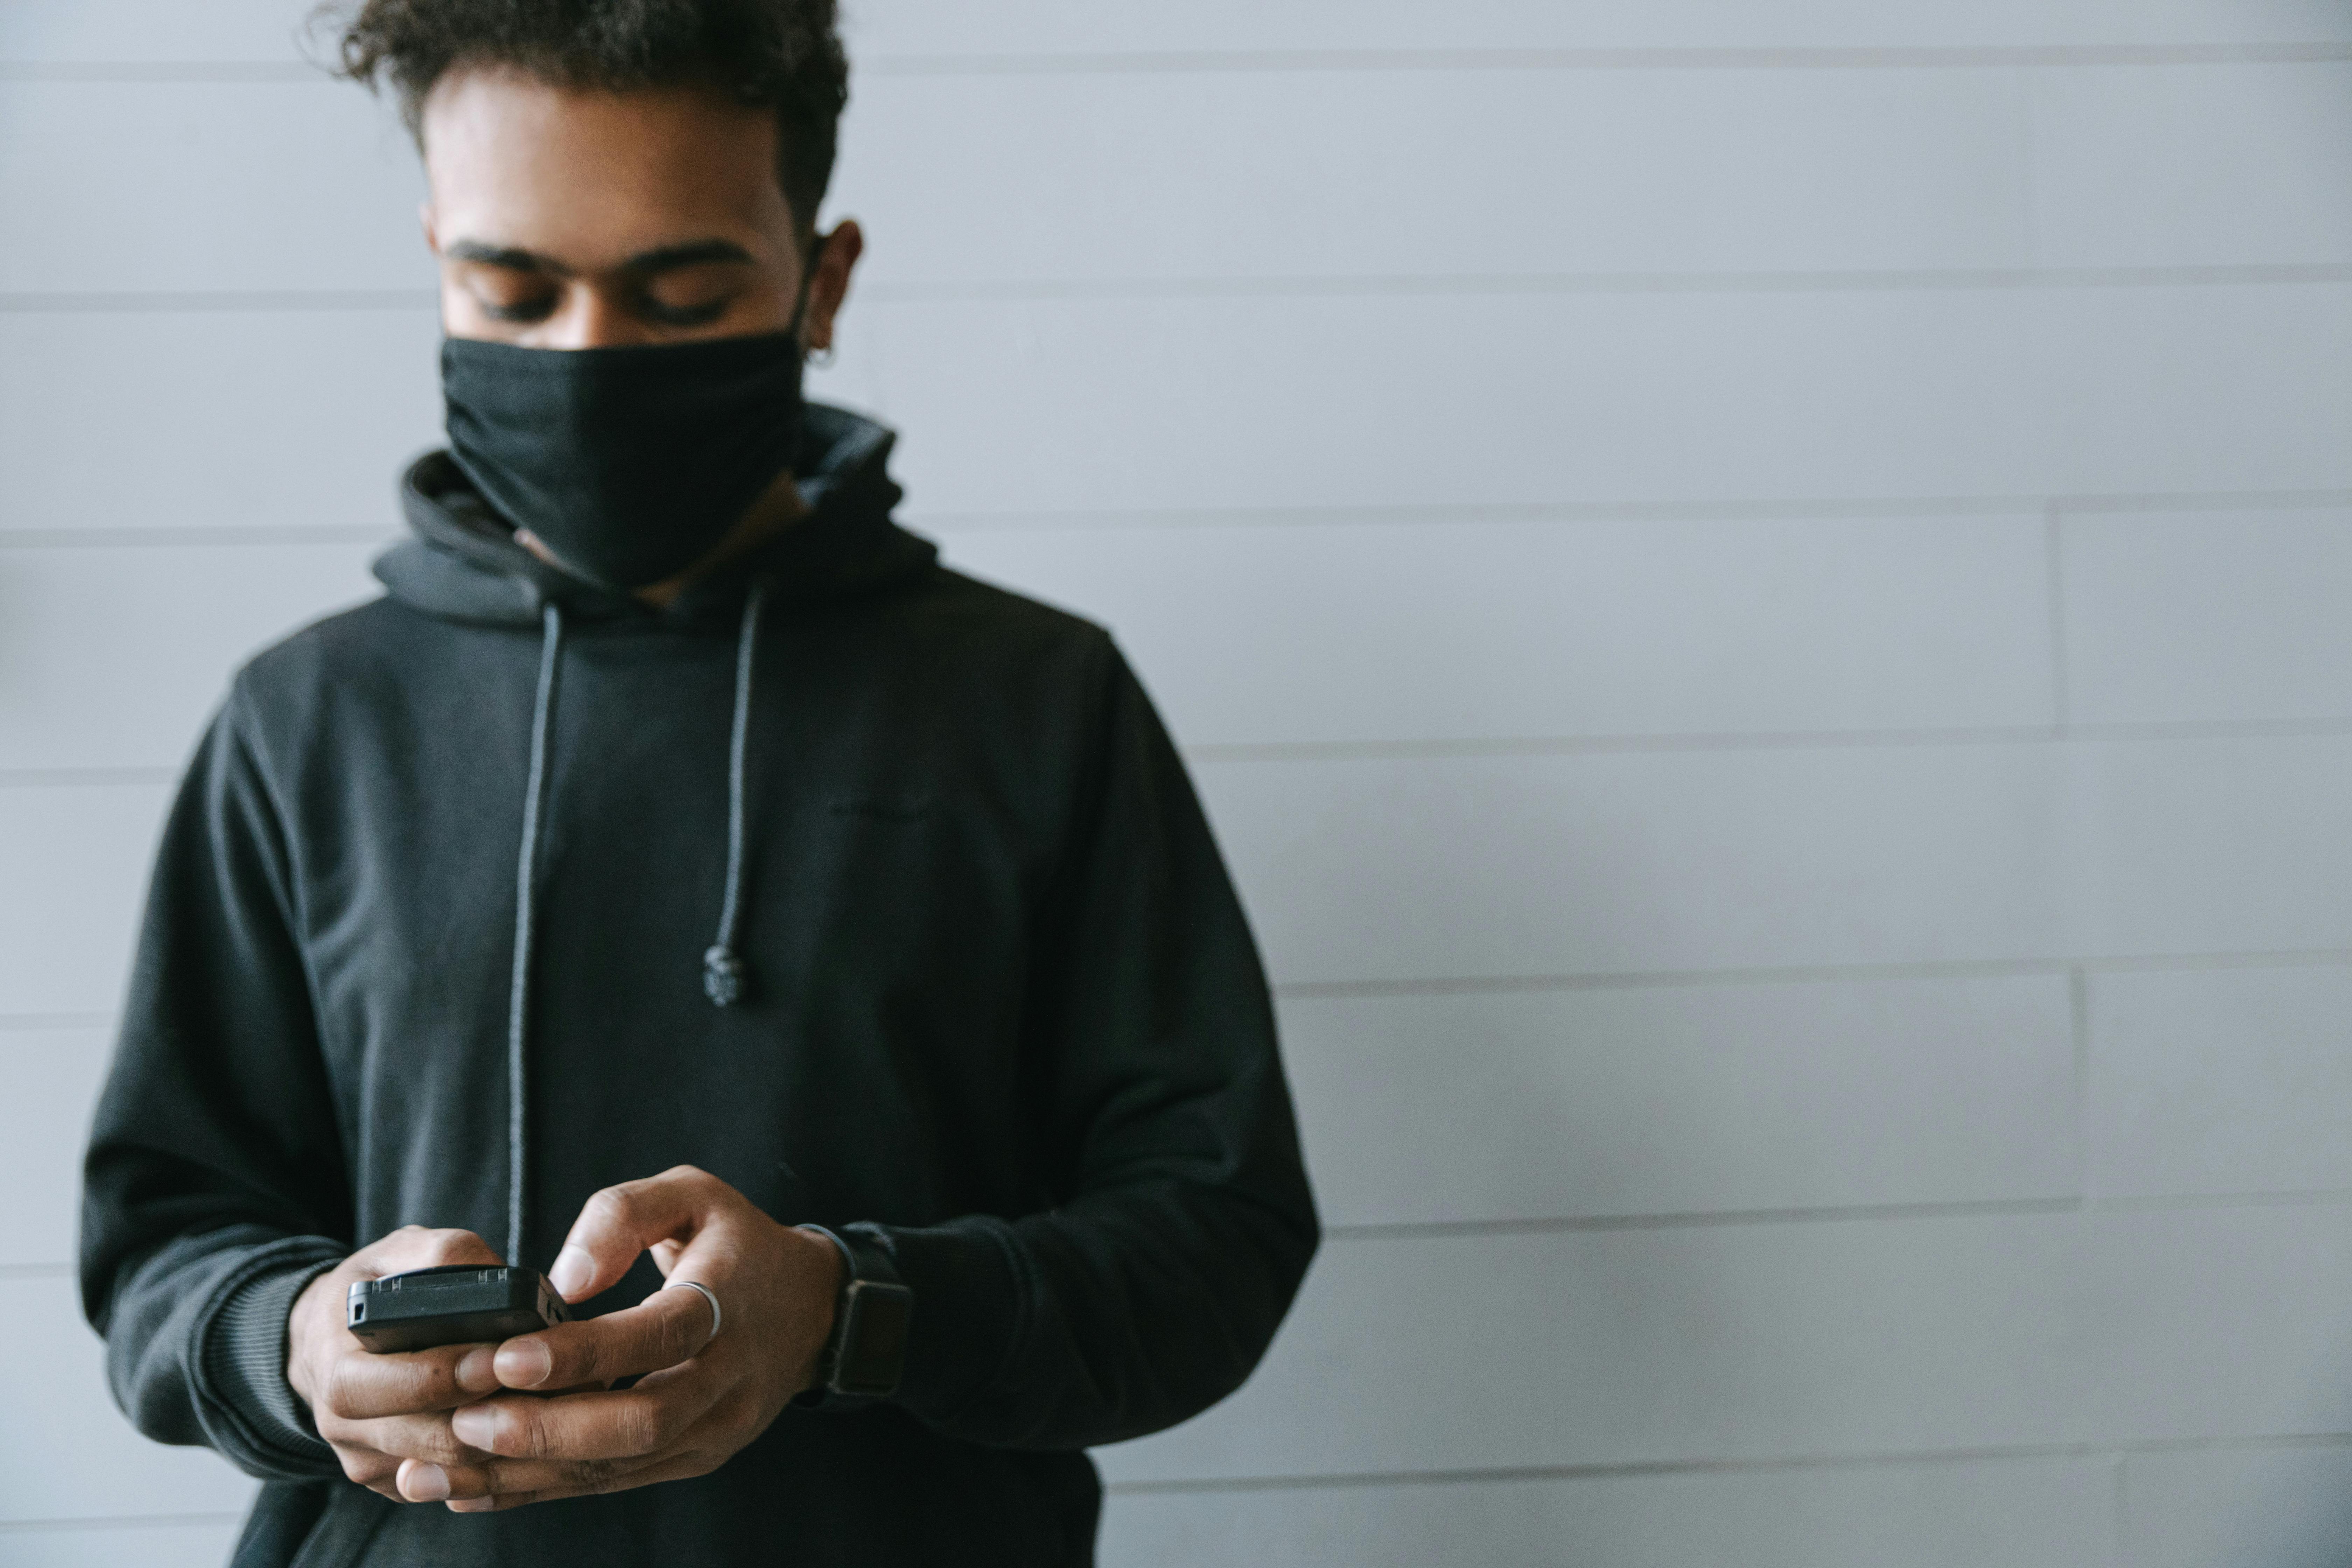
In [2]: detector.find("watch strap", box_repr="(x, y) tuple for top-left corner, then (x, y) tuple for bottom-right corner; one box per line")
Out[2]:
(795, 1223), (915, 1400)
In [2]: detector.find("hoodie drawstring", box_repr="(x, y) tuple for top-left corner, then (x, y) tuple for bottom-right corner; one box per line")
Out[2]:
(704, 578), (770, 1007)
(504, 582), (767, 1263)
(507, 601), (565, 1265)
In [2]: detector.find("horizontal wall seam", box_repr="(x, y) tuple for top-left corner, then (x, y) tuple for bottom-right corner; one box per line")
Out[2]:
(0, 289), (436, 314)
(5, 44), (2350, 82)
(7, 266), (2351, 314)
(912, 491), (2352, 530)
(1329, 1198), (2085, 1239)
(1101, 1430), (2352, 1497)
(8, 491), (2348, 547)
(864, 44), (2352, 74)
(6, 1185), (2348, 1278)
(1185, 718), (2352, 763)
(15, 720), (2352, 790)
(1275, 948), (2352, 999)
(0, 1511), (248, 1534)
(31, 950), (2336, 1020)
(0, 525), (398, 549)
(856, 265), (2352, 302)
(1321, 1186), (2352, 1244)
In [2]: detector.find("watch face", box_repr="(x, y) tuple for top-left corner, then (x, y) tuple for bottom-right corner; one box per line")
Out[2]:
(837, 1282), (914, 1395)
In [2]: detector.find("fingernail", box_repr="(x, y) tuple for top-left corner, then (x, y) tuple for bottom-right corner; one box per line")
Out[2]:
(405, 1464), (450, 1502)
(548, 1246), (594, 1299)
(455, 1346), (499, 1391)
(450, 1406), (495, 1449)
(495, 1338), (553, 1388)
(449, 1497), (495, 1514)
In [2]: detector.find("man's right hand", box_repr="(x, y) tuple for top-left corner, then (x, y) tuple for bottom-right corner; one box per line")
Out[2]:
(286, 1226), (508, 1500)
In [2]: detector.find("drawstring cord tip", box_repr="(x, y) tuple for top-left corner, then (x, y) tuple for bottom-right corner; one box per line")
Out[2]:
(703, 945), (749, 1007)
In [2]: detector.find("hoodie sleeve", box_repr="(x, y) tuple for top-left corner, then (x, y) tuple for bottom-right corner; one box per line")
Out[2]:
(870, 643), (1320, 1450)
(79, 690), (355, 1481)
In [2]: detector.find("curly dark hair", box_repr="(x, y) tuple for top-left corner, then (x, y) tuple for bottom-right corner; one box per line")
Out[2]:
(320, 0), (848, 240)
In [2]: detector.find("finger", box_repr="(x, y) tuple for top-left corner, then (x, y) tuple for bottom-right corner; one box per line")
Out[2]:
(449, 1364), (722, 1463)
(322, 1342), (503, 1420)
(429, 1446), (668, 1501)
(547, 1166), (723, 1302)
(328, 1412), (485, 1469)
(329, 1442), (399, 1490)
(444, 1449), (720, 1513)
(361, 1226), (504, 1279)
(492, 1286), (711, 1391)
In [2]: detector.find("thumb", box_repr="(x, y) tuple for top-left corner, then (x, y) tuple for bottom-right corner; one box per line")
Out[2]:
(546, 1166), (722, 1302)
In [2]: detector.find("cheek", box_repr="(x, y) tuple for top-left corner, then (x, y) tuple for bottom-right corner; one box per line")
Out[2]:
(721, 284), (803, 337)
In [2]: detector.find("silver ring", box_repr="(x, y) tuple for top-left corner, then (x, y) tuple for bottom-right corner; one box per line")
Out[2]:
(664, 1279), (722, 1347)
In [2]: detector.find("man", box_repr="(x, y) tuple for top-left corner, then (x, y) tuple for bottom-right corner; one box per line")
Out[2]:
(77, 2), (1318, 1563)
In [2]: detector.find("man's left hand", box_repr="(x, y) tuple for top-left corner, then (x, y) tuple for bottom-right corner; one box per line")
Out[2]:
(399, 1165), (842, 1511)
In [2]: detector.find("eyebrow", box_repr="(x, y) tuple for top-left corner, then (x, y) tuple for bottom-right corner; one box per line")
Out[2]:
(442, 238), (760, 278)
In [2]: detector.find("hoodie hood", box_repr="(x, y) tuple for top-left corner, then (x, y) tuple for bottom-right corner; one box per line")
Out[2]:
(374, 401), (938, 629)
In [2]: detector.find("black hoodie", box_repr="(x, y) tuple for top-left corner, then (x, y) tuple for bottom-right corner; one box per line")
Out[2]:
(79, 405), (1318, 1568)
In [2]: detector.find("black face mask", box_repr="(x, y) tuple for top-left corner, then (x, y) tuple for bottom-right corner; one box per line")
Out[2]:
(442, 331), (806, 590)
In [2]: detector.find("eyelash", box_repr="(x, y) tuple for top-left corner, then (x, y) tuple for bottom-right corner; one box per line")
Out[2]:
(640, 296), (730, 327)
(472, 292), (732, 328)
(480, 297), (556, 324)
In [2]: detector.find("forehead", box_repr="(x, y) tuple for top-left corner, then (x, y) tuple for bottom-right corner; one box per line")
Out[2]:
(420, 68), (794, 264)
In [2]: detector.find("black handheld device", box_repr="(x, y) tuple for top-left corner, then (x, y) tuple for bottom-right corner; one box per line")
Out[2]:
(346, 1265), (572, 1353)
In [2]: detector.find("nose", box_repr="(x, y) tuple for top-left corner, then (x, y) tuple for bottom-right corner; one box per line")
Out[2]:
(536, 285), (654, 350)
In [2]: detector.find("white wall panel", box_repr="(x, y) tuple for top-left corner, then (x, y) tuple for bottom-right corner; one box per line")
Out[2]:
(1, 1521), (247, 1568)
(1102, 1454), (2115, 1568)
(1206, 743), (2064, 986)
(2064, 510), (2352, 726)
(1202, 736), (2352, 987)
(0, 310), (441, 538)
(2059, 736), (2352, 959)
(0, 1027), (111, 1268)
(2122, 1446), (2352, 1568)
(10, 0), (2352, 65)
(946, 513), (2055, 747)
(872, 286), (2352, 518)
(842, 1), (2352, 56)
(1284, 976), (2078, 1228)
(1099, 1204), (2352, 1484)
(1102, 1216), (2081, 1482)
(0, 784), (168, 1018)
(0, 1277), (260, 1524)
(832, 69), (2034, 285)
(2034, 63), (2352, 269)
(2083, 1207), (2352, 1443)
(0, 1), (314, 64)
(2087, 966), (2352, 1200)
(0, 543), (383, 772)
(0, 83), (427, 295)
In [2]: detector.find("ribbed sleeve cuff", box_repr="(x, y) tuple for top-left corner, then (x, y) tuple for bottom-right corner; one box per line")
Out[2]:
(864, 1216), (1026, 1427)
(196, 1247), (344, 1468)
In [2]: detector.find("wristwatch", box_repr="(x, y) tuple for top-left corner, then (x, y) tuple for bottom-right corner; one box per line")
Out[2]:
(795, 1224), (915, 1399)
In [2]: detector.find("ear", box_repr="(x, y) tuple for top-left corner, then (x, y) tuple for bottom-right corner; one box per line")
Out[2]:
(802, 219), (864, 354)
(420, 202), (441, 256)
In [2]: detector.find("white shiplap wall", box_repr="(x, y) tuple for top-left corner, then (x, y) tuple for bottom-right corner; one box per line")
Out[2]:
(5, 3), (2352, 1564)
